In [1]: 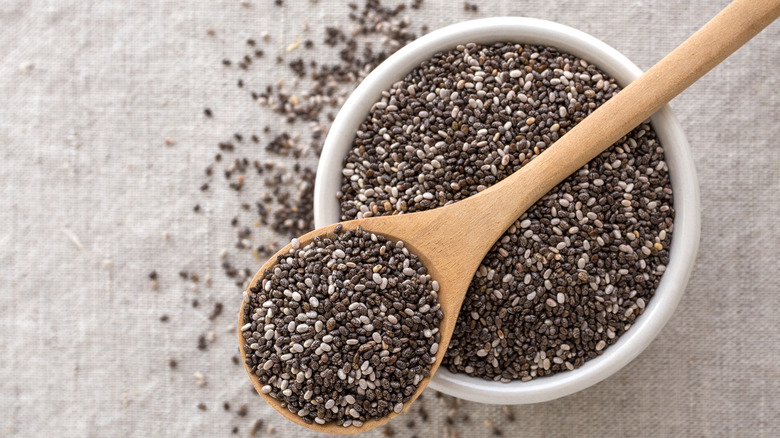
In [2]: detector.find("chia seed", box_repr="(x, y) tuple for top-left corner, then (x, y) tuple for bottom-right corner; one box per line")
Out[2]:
(241, 226), (442, 426)
(208, 302), (224, 320)
(249, 418), (264, 436)
(337, 42), (674, 381)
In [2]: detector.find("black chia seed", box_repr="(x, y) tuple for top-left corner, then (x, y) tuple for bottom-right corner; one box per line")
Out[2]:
(337, 42), (674, 381)
(241, 226), (443, 427)
(249, 418), (264, 436)
(208, 302), (224, 320)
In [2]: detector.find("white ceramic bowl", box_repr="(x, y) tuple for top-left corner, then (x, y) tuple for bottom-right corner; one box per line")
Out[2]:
(313, 17), (700, 404)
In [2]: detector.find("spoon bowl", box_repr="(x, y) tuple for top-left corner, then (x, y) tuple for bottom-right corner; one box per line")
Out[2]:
(237, 216), (468, 434)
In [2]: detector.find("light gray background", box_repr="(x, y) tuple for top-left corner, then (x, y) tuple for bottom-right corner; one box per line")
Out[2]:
(2, 0), (779, 437)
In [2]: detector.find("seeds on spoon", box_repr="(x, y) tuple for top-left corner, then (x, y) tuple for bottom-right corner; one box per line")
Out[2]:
(241, 225), (442, 427)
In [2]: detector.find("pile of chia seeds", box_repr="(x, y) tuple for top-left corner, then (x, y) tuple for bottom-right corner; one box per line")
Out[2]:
(241, 226), (442, 427)
(337, 42), (674, 381)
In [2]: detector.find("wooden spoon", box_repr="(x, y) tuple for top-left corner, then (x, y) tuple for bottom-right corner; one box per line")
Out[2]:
(239, 0), (780, 433)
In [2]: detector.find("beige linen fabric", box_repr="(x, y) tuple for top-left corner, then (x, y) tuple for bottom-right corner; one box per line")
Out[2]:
(1, 0), (779, 436)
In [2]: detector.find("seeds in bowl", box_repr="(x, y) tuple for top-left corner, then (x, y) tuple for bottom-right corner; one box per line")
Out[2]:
(241, 225), (443, 427)
(337, 42), (673, 381)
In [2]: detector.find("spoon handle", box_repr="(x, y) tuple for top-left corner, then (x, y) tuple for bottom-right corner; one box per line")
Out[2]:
(470, 0), (780, 237)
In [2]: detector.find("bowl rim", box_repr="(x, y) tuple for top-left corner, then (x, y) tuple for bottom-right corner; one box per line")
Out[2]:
(314, 17), (701, 405)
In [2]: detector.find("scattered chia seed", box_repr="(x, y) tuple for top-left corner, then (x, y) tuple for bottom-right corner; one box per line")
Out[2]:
(417, 406), (428, 422)
(197, 0), (423, 296)
(338, 42), (674, 381)
(194, 371), (207, 387)
(502, 405), (514, 422)
(208, 302), (224, 320)
(250, 418), (264, 436)
(241, 226), (442, 426)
